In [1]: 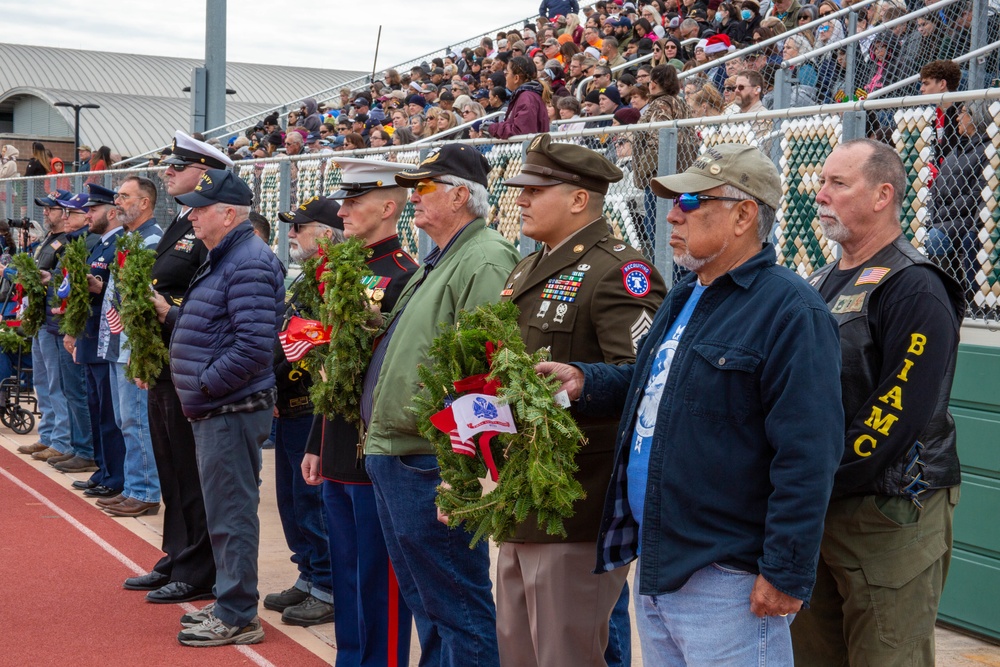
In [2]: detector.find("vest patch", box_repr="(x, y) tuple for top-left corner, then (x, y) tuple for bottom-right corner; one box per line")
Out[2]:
(855, 267), (890, 285)
(831, 291), (867, 314)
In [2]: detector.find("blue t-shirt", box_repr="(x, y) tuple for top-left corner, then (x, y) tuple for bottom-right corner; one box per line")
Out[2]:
(627, 283), (707, 548)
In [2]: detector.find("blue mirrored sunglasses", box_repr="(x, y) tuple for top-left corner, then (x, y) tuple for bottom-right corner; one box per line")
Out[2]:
(673, 192), (746, 212)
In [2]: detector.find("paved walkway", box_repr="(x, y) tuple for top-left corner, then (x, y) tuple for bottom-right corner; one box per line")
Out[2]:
(2, 428), (998, 666)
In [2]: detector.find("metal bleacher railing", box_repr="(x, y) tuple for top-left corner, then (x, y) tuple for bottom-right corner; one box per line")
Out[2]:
(5, 88), (999, 323)
(115, 13), (541, 168)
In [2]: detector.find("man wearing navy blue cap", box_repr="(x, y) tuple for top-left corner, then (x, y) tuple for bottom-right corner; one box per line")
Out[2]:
(121, 130), (231, 604)
(62, 184), (128, 495)
(19, 190), (75, 462)
(158, 169), (284, 647)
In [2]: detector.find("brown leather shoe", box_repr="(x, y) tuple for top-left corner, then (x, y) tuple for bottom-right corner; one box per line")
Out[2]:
(17, 441), (48, 455)
(104, 497), (160, 517)
(32, 447), (65, 461)
(47, 451), (77, 466)
(54, 456), (99, 473)
(96, 493), (127, 508)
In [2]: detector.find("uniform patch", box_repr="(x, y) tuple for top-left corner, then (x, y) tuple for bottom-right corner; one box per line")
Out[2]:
(630, 309), (653, 353)
(622, 261), (652, 297)
(831, 291), (867, 314)
(577, 264), (591, 271)
(855, 267), (890, 285)
(500, 282), (514, 297)
(541, 272), (584, 302)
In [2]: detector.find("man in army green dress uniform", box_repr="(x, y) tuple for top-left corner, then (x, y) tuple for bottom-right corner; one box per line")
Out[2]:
(497, 134), (667, 667)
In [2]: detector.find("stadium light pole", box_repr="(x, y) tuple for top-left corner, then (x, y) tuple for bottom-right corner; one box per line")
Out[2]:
(54, 101), (101, 172)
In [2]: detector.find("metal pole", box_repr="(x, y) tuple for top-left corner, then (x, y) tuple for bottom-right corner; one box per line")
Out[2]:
(277, 161), (291, 267)
(204, 0), (227, 135)
(518, 140), (534, 259)
(72, 106), (81, 173)
(774, 68), (790, 110)
(416, 148), (433, 263)
(969, 0), (988, 90)
(655, 127), (677, 285)
(845, 12), (858, 101)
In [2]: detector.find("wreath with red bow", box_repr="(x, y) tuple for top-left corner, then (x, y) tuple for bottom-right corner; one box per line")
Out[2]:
(414, 301), (586, 547)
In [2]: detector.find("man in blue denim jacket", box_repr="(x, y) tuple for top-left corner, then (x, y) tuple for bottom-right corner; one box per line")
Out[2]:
(539, 144), (844, 666)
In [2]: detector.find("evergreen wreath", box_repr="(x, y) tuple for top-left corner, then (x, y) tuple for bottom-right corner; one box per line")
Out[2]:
(0, 325), (30, 355)
(57, 236), (91, 337)
(413, 301), (586, 547)
(9, 253), (47, 337)
(304, 236), (374, 427)
(111, 232), (169, 386)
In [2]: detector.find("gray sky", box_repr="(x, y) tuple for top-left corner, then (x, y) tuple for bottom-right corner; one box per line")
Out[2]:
(0, 0), (536, 72)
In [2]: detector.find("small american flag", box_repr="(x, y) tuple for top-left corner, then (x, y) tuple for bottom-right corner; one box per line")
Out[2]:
(278, 331), (314, 363)
(449, 432), (477, 458)
(855, 267), (890, 285)
(106, 306), (124, 334)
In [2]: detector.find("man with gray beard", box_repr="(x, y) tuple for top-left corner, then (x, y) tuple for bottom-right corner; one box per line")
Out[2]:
(792, 139), (964, 667)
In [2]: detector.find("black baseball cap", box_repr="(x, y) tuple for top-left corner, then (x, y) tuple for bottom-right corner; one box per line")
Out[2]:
(394, 144), (490, 189)
(278, 196), (344, 229)
(175, 169), (253, 208)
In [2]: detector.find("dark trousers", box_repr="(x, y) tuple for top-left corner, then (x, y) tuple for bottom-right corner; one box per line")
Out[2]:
(274, 414), (333, 601)
(148, 378), (215, 588)
(85, 362), (125, 491)
(192, 407), (271, 627)
(323, 480), (412, 667)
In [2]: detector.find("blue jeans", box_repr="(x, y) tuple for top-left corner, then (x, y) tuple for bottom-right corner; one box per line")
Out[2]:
(366, 454), (499, 667)
(31, 336), (53, 447)
(37, 330), (70, 452)
(192, 407), (271, 627)
(57, 343), (93, 459)
(274, 414), (332, 603)
(108, 362), (159, 503)
(635, 563), (795, 666)
(606, 582), (632, 667)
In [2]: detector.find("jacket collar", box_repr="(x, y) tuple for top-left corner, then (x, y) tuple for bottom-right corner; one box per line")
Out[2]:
(718, 243), (775, 290)
(208, 220), (255, 262)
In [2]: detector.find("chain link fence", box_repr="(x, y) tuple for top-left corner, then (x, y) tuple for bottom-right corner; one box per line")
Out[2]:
(4, 89), (998, 322)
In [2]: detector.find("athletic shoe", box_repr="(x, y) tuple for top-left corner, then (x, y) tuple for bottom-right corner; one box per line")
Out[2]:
(177, 611), (263, 647)
(180, 602), (215, 628)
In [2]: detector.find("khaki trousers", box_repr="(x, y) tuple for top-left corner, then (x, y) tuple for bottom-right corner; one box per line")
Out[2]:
(496, 541), (629, 667)
(791, 487), (959, 667)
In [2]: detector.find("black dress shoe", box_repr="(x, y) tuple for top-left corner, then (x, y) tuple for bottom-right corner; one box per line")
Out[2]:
(123, 570), (170, 591)
(72, 479), (98, 491)
(83, 485), (121, 498)
(146, 581), (215, 604)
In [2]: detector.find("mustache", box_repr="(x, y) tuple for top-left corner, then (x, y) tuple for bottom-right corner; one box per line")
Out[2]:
(816, 205), (840, 222)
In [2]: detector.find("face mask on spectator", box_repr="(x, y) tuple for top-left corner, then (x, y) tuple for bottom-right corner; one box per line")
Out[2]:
(742, 9), (753, 19)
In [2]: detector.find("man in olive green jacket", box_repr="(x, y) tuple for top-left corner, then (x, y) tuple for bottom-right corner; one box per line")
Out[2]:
(361, 145), (519, 667)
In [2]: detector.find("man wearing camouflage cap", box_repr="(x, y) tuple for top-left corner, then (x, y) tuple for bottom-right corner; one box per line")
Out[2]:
(537, 144), (844, 664)
(497, 134), (667, 667)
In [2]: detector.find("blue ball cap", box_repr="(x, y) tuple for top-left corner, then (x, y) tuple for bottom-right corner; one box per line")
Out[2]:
(34, 189), (72, 208)
(57, 193), (91, 211)
(175, 169), (253, 208)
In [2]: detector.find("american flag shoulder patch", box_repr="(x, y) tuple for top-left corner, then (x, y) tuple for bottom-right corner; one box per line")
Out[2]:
(855, 267), (890, 285)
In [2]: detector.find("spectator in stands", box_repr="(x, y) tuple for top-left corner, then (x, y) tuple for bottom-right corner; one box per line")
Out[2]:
(409, 113), (429, 138)
(920, 60), (963, 185)
(0, 145), (19, 179)
(632, 64), (698, 256)
(740, 0), (764, 40)
(47, 150), (65, 176)
(723, 76), (739, 109)
(782, 33), (818, 87)
(301, 99), (322, 132)
(284, 131), (305, 156)
(391, 127), (417, 146)
(91, 146), (110, 172)
(566, 13), (585, 43)
(865, 33), (901, 94)
(768, 0), (800, 30)
(598, 86), (625, 115)
(915, 15), (944, 64)
(815, 11), (846, 49)
(717, 2), (749, 45)
(688, 82), (727, 116)
(556, 95), (588, 131)
(25, 141), (49, 176)
(603, 36), (627, 70)
(390, 109), (409, 129)
(630, 83), (651, 111)
(794, 5), (819, 45)
(925, 99), (990, 298)
(483, 56), (549, 139)
(77, 145), (92, 172)
(343, 133), (366, 151)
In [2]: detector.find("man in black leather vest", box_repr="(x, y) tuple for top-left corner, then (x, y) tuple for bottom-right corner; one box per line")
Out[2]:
(791, 138), (964, 667)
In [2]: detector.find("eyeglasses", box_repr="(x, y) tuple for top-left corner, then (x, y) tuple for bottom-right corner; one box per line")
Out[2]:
(673, 193), (746, 212)
(724, 86), (736, 92)
(414, 179), (448, 195)
(462, 108), (475, 114)
(290, 222), (318, 233)
(113, 193), (147, 202)
(735, 84), (751, 91)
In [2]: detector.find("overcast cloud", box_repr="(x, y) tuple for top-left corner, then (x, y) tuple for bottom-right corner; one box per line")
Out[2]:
(0, 0), (537, 73)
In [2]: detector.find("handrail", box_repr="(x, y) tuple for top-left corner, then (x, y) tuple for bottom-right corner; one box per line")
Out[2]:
(114, 12), (541, 167)
(679, 0), (879, 79)
(781, 0), (959, 68)
(866, 39), (1000, 98)
(410, 110), (504, 145)
(575, 37), (701, 100)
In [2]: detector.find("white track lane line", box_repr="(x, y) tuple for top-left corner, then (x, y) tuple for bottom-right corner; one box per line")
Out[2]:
(0, 465), (277, 667)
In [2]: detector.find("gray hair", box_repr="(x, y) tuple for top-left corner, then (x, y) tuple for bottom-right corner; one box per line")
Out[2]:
(439, 174), (490, 219)
(962, 99), (991, 135)
(784, 34), (813, 57)
(721, 184), (775, 243)
(216, 202), (252, 221)
(841, 138), (906, 218)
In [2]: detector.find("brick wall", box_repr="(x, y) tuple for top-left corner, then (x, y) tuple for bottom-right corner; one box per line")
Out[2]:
(0, 136), (76, 177)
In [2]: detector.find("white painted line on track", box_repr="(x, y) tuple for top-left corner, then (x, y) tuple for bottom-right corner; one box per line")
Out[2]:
(0, 464), (277, 667)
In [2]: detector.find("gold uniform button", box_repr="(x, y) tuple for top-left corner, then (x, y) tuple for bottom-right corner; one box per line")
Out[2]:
(573, 244), (585, 253)
(152, 278), (158, 285)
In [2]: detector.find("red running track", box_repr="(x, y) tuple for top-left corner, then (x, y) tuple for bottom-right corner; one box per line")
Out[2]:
(0, 445), (328, 667)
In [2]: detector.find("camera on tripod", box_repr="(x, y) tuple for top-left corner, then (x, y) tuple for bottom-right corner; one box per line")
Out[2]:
(4, 218), (32, 230)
